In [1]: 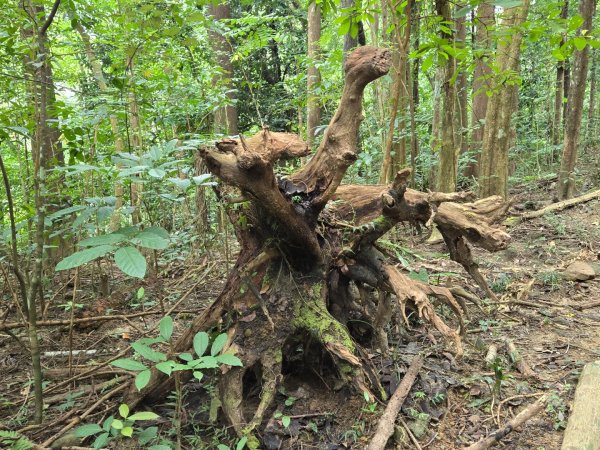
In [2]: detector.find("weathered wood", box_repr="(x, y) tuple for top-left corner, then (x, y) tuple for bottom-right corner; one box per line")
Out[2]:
(366, 355), (424, 450)
(465, 395), (548, 450)
(561, 361), (600, 450)
(515, 188), (600, 222)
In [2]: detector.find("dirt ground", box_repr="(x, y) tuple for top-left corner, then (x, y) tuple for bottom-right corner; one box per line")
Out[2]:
(1, 179), (599, 449)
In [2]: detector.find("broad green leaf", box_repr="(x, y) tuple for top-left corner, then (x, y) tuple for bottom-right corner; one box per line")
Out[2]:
(93, 432), (110, 449)
(493, 0), (522, 7)
(119, 404), (129, 418)
(56, 245), (115, 271)
(216, 354), (243, 367)
(193, 332), (209, 357)
(137, 426), (158, 445)
(191, 356), (219, 369)
(135, 370), (152, 391)
(192, 174), (215, 185)
(179, 352), (193, 362)
(148, 168), (166, 178)
(74, 424), (103, 437)
(111, 358), (148, 372)
(79, 233), (126, 247)
(193, 371), (204, 381)
(159, 316), (173, 341)
(121, 426), (133, 437)
(111, 419), (123, 430)
(572, 36), (587, 51)
(217, 445), (231, 450)
(282, 415), (291, 428)
(134, 231), (169, 250)
(137, 287), (145, 299)
(168, 177), (191, 190)
(132, 342), (167, 363)
(128, 411), (159, 421)
(114, 246), (147, 278)
(47, 205), (87, 221)
(155, 361), (176, 376)
(236, 437), (248, 450)
(211, 333), (228, 356)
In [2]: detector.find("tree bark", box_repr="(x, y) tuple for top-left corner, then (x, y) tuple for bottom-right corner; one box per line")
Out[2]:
(468, 1), (494, 179)
(455, 9), (469, 175)
(435, 0), (457, 193)
(552, 0), (570, 146)
(557, 0), (595, 200)
(587, 48), (597, 138)
(307, 0), (321, 148)
(208, 1), (238, 135)
(478, 1), (530, 199)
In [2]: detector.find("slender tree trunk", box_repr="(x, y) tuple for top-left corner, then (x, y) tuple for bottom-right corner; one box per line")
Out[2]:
(553, 0), (570, 146)
(478, 0), (530, 199)
(455, 10), (468, 173)
(468, 1), (494, 179)
(379, 0), (412, 184)
(208, 2), (238, 135)
(435, 0), (457, 193)
(558, 0), (595, 200)
(307, 1), (321, 148)
(587, 48), (597, 139)
(429, 66), (443, 189)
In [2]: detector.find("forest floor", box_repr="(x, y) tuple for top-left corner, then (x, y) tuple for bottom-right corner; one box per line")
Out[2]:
(1, 174), (599, 449)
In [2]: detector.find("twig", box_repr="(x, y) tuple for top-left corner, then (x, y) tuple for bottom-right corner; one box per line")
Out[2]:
(42, 383), (128, 448)
(464, 395), (548, 450)
(496, 392), (544, 425)
(398, 416), (423, 450)
(367, 355), (424, 450)
(506, 339), (536, 378)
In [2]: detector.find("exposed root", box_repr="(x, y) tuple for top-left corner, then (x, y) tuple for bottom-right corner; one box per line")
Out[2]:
(244, 349), (282, 434)
(220, 367), (246, 434)
(383, 265), (464, 357)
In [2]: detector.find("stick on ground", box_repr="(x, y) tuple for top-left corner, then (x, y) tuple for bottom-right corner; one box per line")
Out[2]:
(366, 355), (424, 450)
(464, 394), (548, 450)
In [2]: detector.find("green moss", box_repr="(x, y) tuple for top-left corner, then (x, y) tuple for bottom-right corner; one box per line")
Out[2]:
(292, 286), (355, 353)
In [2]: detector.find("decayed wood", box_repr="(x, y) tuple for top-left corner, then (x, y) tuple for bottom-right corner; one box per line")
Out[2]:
(366, 355), (424, 450)
(514, 188), (600, 222)
(506, 339), (536, 378)
(561, 361), (600, 450)
(464, 395), (549, 450)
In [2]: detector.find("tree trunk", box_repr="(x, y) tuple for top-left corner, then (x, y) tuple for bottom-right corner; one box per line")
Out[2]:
(126, 48), (511, 447)
(478, 0), (530, 199)
(557, 0), (595, 200)
(208, 1), (238, 135)
(307, 0), (321, 148)
(552, 0), (570, 146)
(455, 9), (469, 175)
(587, 48), (597, 138)
(468, 1), (494, 179)
(379, 0), (412, 184)
(435, 0), (457, 193)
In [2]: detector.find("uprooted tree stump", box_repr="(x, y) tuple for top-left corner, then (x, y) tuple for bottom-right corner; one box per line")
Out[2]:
(125, 46), (511, 445)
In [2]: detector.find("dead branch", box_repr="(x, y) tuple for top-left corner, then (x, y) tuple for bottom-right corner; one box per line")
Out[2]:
(512, 188), (600, 222)
(464, 395), (548, 450)
(506, 339), (536, 378)
(366, 355), (424, 450)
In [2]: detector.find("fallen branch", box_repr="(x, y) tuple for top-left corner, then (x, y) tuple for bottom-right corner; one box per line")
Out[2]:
(510, 188), (600, 223)
(464, 394), (548, 450)
(506, 339), (536, 378)
(366, 355), (424, 450)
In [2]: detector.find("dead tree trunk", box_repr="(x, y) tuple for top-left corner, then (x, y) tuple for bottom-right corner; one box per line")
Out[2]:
(126, 47), (510, 445)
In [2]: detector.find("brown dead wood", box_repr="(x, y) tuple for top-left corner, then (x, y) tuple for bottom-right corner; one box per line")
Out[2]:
(510, 188), (600, 223)
(366, 355), (424, 450)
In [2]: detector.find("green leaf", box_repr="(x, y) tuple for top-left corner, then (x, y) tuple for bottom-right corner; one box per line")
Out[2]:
(79, 233), (126, 247)
(155, 361), (176, 376)
(119, 404), (129, 419)
(121, 426), (133, 437)
(137, 426), (158, 445)
(148, 168), (166, 178)
(137, 287), (145, 299)
(282, 415), (291, 428)
(74, 424), (103, 437)
(131, 342), (167, 363)
(236, 437), (248, 450)
(179, 352), (193, 361)
(572, 36), (587, 51)
(168, 177), (191, 190)
(93, 432), (110, 449)
(128, 411), (159, 421)
(159, 316), (173, 341)
(191, 356), (219, 369)
(111, 419), (123, 430)
(193, 370), (204, 381)
(55, 245), (116, 271)
(193, 332), (209, 357)
(493, 0), (522, 7)
(217, 445), (231, 450)
(111, 358), (148, 372)
(135, 370), (152, 391)
(148, 446), (172, 450)
(134, 231), (169, 250)
(114, 246), (147, 278)
(211, 333), (228, 356)
(192, 174), (214, 185)
(216, 354), (243, 367)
